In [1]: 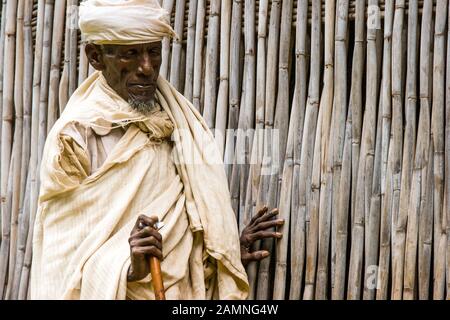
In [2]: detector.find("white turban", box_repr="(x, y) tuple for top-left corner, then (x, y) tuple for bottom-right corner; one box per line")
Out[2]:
(79, 0), (177, 45)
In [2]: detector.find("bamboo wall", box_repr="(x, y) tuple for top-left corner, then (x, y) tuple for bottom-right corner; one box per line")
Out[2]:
(0, 0), (449, 300)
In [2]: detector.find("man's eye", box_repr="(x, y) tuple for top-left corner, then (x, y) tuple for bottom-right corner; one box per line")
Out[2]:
(149, 49), (161, 56)
(123, 50), (137, 57)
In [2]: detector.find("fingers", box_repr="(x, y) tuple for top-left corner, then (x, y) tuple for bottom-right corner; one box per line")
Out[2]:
(129, 236), (162, 251)
(250, 230), (282, 242)
(132, 214), (159, 234)
(252, 207), (279, 226)
(241, 250), (270, 266)
(249, 206), (268, 225)
(253, 219), (284, 232)
(249, 250), (270, 261)
(131, 245), (163, 260)
(132, 226), (163, 242)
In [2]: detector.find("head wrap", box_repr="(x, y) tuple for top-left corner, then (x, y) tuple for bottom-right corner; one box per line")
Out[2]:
(79, 0), (177, 45)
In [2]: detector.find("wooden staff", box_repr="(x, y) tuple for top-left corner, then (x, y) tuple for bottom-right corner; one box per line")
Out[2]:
(151, 222), (165, 300)
(150, 257), (165, 300)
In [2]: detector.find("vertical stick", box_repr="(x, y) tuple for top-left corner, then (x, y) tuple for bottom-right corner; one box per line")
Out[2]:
(238, 0), (256, 228)
(160, 0), (175, 80)
(214, 0), (231, 157)
(333, 0), (365, 300)
(398, 0), (419, 301)
(223, 0), (242, 179)
(67, 0), (78, 97)
(390, 0), (407, 300)
(377, 0), (395, 300)
(5, 0), (24, 300)
(183, 0), (198, 101)
(255, 0), (281, 300)
(319, 0), (348, 300)
(59, 1), (71, 112)
(0, 0), (18, 299)
(445, 1), (450, 300)
(289, 0), (308, 300)
(202, 0), (220, 130)
(245, 0), (270, 299)
(78, 42), (89, 86)
(0, 0), (7, 182)
(272, 0), (295, 300)
(192, 0), (205, 111)
(430, 0), (447, 300)
(18, 0), (46, 300)
(169, 0), (185, 90)
(11, 0), (34, 300)
(304, 0), (335, 300)
(47, 0), (66, 133)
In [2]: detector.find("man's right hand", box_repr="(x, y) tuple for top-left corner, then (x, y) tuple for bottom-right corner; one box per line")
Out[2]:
(127, 215), (163, 282)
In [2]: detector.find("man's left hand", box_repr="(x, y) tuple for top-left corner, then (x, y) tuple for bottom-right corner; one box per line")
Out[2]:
(239, 206), (284, 267)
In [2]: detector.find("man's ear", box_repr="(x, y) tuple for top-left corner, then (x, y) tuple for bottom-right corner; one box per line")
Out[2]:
(85, 43), (105, 71)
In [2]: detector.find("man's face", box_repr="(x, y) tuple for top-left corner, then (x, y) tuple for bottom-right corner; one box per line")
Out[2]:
(87, 41), (163, 114)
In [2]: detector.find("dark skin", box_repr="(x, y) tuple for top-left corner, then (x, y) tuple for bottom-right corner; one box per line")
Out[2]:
(85, 42), (285, 282)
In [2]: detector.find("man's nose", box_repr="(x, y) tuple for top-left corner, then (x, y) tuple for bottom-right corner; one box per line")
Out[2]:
(137, 52), (153, 76)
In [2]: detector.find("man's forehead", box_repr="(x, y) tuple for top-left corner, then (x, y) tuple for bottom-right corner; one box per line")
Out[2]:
(101, 41), (162, 52)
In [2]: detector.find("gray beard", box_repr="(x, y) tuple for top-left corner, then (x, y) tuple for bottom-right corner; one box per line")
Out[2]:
(128, 97), (157, 115)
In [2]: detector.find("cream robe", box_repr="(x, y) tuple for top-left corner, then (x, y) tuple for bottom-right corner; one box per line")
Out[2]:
(31, 71), (249, 299)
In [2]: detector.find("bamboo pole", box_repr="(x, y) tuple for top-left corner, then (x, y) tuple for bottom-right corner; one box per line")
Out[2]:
(376, 0), (395, 300)
(223, 0), (241, 179)
(78, 42), (88, 86)
(399, 0), (433, 300)
(318, 0), (348, 300)
(169, 0), (185, 90)
(183, 0), (198, 101)
(445, 2), (450, 299)
(398, 0), (419, 301)
(5, 0), (24, 300)
(0, 0), (7, 191)
(59, 2), (70, 112)
(10, 0), (34, 300)
(227, 0), (247, 222)
(303, 0), (335, 300)
(18, 0), (45, 300)
(202, 0), (220, 130)
(349, 0), (366, 236)
(355, 0), (379, 300)
(363, 82), (384, 300)
(160, 0), (175, 80)
(68, 0), (77, 97)
(238, 0), (256, 231)
(214, 0), (231, 158)
(245, 0), (270, 299)
(272, 0), (295, 300)
(11, 171), (30, 300)
(192, 0), (205, 111)
(332, 0), (365, 300)
(390, 0), (407, 300)
(0, 0), (18, 299)
(38, 0), (54, 164)
(297, 0), (322, 300)
(255, 0), (281, 300)
(430, 0), (447, 300)
(47, 0), (65, 133)
(288, 0), (308, 300)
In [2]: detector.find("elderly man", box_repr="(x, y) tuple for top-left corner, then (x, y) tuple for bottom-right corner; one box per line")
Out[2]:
(30, 0), (283, 300)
